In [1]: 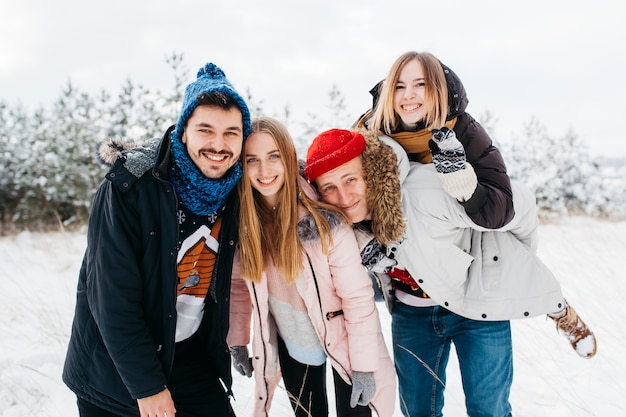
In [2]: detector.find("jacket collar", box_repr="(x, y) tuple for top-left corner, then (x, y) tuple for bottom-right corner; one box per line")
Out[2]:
(154, 125), (175, 180)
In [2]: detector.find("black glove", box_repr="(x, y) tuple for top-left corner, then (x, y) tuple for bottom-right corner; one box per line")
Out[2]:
(350, 371), (376, 407)
(429, 127), (466, 173)
(229, 346), (253, 377)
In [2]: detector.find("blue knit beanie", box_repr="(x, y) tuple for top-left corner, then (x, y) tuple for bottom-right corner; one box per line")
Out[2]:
(172, 62), (251, 143)
(170, 62), (251, 216)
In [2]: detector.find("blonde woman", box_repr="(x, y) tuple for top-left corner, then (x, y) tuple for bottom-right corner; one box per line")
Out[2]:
(227, 117), (396, 417)
(347, 50), (596, 417)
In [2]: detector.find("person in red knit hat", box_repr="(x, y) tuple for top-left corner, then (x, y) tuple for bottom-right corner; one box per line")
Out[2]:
(306, 124), (597, 417)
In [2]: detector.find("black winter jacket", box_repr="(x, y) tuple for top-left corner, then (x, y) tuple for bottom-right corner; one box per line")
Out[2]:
(62, 126), (239, 416)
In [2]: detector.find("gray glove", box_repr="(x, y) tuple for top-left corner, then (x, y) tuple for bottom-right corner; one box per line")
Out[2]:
(350, 371), (376, 408)
(229, 346), (253, 377)
(429, 127), (466, 173)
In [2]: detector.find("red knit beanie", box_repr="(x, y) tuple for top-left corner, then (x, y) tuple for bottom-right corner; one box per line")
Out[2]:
(305, 129), (367, 181)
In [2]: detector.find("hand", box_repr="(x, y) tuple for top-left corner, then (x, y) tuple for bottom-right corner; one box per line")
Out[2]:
(137, 388), (176, 417)
(431, 126), (463, 152)
(229, 346), (253, 377)
(349, 371), (376, 408)
(429, 127), (466, 173)
(429, 127), (477, 201)
(361, 237), (397, 274)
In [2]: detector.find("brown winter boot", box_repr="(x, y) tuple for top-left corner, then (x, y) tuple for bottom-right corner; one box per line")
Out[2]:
(549, 303), (597, 359)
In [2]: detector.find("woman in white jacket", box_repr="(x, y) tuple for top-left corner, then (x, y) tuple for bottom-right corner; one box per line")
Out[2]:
(227, 117), (396, 417)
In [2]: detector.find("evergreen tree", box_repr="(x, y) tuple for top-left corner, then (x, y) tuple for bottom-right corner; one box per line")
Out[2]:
(500, 118), (611, 219)
(9, 83), (105, 229)
(2, 57), (625, 231)
(0, 102), (30, 230)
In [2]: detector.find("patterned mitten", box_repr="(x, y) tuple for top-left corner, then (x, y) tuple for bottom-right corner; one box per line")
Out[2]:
(429, 127), (477, 201)
(429, 127), (466, 173)
(360, 237), (396, 313)
(360, 237), (396, 274)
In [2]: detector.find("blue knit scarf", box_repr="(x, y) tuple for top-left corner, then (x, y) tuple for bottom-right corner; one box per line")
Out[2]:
(170, 132), (241, 216)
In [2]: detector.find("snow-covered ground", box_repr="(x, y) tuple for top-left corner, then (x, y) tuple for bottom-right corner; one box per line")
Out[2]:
(1, 216), (624, 416)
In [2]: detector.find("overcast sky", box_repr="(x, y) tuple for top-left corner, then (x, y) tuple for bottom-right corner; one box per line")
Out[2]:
(2, 0), (625, 157)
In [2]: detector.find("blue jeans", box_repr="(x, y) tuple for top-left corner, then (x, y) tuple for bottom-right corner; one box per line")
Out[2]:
(392, 302), (513, 417)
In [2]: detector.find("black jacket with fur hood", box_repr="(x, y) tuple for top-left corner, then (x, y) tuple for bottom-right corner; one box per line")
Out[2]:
(62, 126), (239, 416)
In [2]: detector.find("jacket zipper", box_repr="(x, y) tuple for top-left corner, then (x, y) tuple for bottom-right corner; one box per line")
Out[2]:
(252, 283), (271, 414)
(307, 253), (381, 416)
(326, 310), (344, 320)
(161, 177), (179, 378)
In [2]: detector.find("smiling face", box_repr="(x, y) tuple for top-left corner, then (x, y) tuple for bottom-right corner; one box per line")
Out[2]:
(315, 156), (371, 223)
(394, 58), (428, 125)
(182, 105), (244, 179)
(244, 131), (285, 207)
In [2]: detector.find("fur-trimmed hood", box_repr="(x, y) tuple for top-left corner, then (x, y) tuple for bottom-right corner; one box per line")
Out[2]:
(97, 136), (162, 179)
(356, 128), (405, 246)
(297, 207), (345, 243)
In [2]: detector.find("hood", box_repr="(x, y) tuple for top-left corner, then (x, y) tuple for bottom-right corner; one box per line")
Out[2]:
(297, 207), (345, 244)
(358, 128), (405, 245)
(98, 136), (162, 179)
(440, 61), (468, 119)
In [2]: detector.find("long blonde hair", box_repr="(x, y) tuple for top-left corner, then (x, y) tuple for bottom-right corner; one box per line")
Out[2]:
(238, 117), (344, 284)
(369, 51), (449, 135)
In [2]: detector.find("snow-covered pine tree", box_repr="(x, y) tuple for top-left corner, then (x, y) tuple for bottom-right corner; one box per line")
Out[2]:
(499, 118), (609, 219)
(0, 54), (184, 230)
(12, 82), (106, 229)
(0, 102), (30, 231)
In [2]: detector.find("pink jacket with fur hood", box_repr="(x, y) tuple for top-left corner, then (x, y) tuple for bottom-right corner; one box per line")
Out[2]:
(228, 181), (396, 417)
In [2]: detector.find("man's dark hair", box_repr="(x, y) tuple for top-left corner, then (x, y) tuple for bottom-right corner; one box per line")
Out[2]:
(197, 91), (240, 110)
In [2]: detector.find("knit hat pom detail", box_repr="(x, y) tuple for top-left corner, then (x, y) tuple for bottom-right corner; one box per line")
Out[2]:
(198, 63), (225, 80)
(173, 61), (251, 143)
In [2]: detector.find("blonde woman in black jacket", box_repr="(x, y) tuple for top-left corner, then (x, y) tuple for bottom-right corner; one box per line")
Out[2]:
(346, 50), (597, 417)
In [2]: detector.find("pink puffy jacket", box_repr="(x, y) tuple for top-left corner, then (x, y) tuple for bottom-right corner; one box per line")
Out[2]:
(228, 205), (396, 417)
